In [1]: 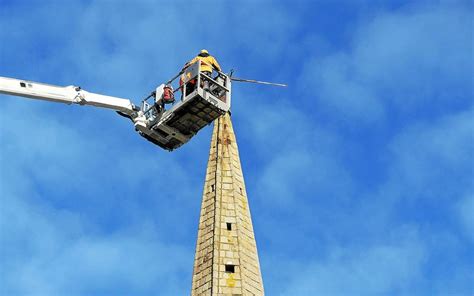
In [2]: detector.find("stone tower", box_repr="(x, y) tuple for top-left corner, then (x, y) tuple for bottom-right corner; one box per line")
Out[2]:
(191, 113), (264, 295)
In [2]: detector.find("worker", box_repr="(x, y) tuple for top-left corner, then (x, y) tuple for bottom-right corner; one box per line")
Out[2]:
(188, 49), (221, 76)
(181, 49), (221, 94)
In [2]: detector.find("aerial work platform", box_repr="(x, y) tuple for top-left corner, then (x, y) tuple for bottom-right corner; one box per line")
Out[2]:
(138, 61), (231, 150)
(0, 59), (286, 151)
(0, 60), (231, 151)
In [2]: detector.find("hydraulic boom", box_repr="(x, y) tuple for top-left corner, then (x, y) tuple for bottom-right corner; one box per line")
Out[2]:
(0, 76), (137, 115)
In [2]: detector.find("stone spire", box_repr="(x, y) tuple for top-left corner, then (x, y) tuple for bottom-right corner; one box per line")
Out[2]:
(191, 113), (264, 295)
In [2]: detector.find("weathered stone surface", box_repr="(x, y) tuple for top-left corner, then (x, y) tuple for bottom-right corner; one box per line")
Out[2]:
(191, 113), (264, 296)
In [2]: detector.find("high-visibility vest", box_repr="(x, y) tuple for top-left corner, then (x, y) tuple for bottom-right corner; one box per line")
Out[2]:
(189, 55), (221, 73)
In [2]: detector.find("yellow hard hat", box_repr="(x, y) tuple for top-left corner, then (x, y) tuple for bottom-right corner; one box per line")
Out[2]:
(200, 49), (209, 54)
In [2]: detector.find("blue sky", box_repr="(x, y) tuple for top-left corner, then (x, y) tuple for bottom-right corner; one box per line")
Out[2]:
(0, 0), (473, 295)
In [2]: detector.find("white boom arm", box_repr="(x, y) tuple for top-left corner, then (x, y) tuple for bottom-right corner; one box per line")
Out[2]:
(0, 76), (136, 115)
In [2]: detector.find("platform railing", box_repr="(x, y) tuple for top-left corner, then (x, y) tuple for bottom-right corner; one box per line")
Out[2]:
(140, 61), (230, 123)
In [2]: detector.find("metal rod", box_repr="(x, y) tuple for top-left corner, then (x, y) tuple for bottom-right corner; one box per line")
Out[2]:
(230, 77), (287, 87)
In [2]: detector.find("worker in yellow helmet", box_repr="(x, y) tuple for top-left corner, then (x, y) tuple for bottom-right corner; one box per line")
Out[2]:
(180, 49), (222, 95)
(188, 49), (221, 74)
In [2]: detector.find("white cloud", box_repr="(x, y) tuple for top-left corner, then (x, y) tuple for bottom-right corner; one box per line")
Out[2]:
(301, 2), (473, 124)
(1, 195), (191, 295)
(280, 227), (425, 296)
(386, 109), (473, 201)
